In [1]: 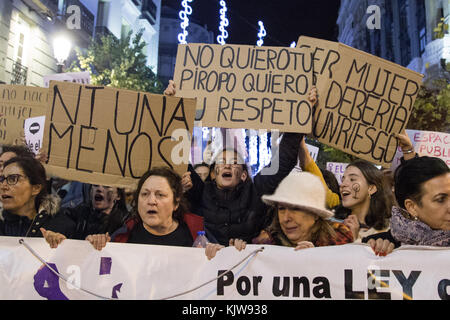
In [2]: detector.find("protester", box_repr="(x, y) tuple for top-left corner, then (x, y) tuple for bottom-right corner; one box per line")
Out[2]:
(0, 157), (74, 238)
(165, 80), (317, 245)
(85, 167), (200, 250)
(363, 156), (450, 255)
(334, 159), (394, 241)
(193, 162), (211, 182)
(61, 184), (129, 240)
(0, 145), (35, 175)
(206, 171), (354, 259)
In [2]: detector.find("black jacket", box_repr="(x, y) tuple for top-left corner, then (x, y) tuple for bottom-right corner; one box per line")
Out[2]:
(61, 203), (130, 240)
(0, 195), (75, 238)
(187, 133), (303, 245)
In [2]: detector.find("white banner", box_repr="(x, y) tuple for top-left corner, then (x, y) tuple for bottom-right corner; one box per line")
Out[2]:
(0, 236), (449, 300)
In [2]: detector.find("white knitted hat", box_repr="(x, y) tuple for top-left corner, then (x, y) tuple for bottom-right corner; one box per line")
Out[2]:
(261, 171), (334, 219)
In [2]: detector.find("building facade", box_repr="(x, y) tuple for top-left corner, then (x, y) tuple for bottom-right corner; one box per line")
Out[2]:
(0, 0), (61, 86)
(0, 0), (161, 87)
(337, 0), (449, 81)
(96, 0), (161, 73)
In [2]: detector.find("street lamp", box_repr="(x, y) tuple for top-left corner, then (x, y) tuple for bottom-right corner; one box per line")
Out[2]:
(53, 34), (72, 73)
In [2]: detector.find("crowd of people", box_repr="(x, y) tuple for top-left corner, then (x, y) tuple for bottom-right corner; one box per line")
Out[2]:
(0, 81), (449, 262)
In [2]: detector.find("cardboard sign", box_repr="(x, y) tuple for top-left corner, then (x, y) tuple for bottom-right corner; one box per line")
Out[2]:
(326, 162), (349, 183)
(391, 129), (450, 169)
(24, 116), (46, 155)
(42, 81), (197, 188)
(298, 36), (424, 167)
(0, 85), (48, 145)
(174, 43), (313, 132)
(43, 71), (91, 88)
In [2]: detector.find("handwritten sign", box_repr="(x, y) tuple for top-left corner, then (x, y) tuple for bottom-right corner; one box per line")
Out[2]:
(326, 162), (349, 183)
(174, 43), (313, 132)
(24, 116), (46, 155)
(42, 81), (197, 188)
(391, 129), (450, 169)
(0, 85), (48, 145)
(298, 36), (423, 167)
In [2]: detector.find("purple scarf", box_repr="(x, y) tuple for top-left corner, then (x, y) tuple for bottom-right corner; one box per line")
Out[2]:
(390, 207), (450, 247)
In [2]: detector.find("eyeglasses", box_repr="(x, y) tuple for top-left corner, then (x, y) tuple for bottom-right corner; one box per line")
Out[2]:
(215, 159), (242, 167)
(0, 174), (25, 186)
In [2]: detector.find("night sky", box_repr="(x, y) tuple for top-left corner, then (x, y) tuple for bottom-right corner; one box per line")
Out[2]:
(164, 0), (341, 46)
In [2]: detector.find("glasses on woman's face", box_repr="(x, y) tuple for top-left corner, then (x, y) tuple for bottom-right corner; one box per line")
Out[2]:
(0, 174), (25, 186)
(215, 158), (241, 167)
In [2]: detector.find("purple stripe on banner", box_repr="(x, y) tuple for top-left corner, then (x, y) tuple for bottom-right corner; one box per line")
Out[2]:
(99, 257), (112, 275)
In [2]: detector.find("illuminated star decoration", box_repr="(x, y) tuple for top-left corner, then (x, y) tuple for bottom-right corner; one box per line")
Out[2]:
(178, 0), (193, 44)
(217, 0), (229, 45)
(256, 21), (266, 47)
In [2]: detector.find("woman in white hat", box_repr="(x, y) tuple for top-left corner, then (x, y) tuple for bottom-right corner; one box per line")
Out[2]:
(205, 171), (353, 259)
(252, 171), (353, 249)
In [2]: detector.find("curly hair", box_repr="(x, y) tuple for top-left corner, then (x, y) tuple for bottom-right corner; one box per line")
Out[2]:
(131, 166), (188, 222)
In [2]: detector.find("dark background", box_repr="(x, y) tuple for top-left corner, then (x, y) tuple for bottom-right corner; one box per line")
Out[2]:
(164, 0), (341, 46)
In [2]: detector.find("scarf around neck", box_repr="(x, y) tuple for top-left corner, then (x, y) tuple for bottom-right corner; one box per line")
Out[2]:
(390, 206), (450, 247)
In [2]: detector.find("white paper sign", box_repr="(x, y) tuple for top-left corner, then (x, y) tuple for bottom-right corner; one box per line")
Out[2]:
(391, 129), (450, 169)
(43, 71), (91, 88)
(24, 115), (45, 155)
(306, 143), (319, 162)
(326, 162), (349, 183)
(1, 237), (449, 300)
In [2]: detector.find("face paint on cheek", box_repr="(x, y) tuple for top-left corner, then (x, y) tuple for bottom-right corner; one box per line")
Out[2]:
(352, 183), (361, 199)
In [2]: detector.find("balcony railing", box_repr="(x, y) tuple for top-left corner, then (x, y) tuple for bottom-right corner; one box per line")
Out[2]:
(10, 61), (28, 85)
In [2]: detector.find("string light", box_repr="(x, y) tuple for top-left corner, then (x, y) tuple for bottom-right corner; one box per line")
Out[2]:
(249, 130), (258, 166)
(178, 0), (193, 44)
(290, 41), (296, 48)
(258, 131), (271, 173)
(256, 21), (266, 47)
(217, 0), (229, 45)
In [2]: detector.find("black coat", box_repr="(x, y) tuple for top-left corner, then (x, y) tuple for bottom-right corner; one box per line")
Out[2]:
(61, 203), (130, 240)
(187, 133), (303, 245)
(0, 209), (75, 238)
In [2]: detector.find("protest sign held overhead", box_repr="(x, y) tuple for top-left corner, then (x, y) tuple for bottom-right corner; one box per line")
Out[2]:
(298, 36), (424, 167)
(391, 129), (450, 169)
(24, 115), (46, 155)
(42, 81), (197, 188)
(174, 43), (314, 132)
(0, 85), (48, 145)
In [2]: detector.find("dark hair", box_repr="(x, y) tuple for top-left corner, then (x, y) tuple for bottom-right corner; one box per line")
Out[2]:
(394, 156), (449, 209)
(3, 156), (48, 211)
(131, 167), (187, 222)
(320, 168), (341, 201)
(345, 159), (393, 230)
(193, 162), (210, 171)
(1, 145), (35, 158)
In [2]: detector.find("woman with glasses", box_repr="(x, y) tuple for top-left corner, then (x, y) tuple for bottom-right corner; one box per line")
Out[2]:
(0, 156), (74, 238)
